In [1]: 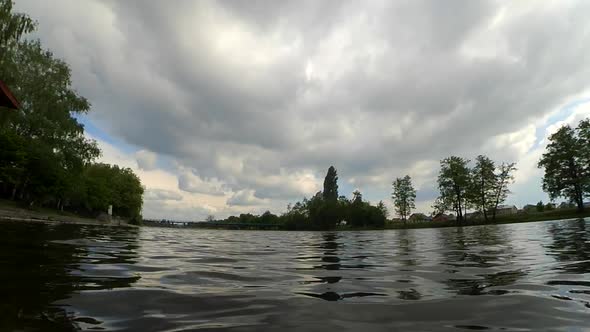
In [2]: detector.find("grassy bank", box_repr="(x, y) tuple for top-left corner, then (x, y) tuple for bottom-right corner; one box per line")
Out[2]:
(383, 208), (590, 230)
(0, 199), (136, 227)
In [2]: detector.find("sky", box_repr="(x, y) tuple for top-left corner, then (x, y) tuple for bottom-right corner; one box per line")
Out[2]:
(14, 0), (590, 221)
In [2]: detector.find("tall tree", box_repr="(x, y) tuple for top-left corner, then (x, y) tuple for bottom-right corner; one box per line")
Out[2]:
(579, 119), (590, 178)
(436, 156), (471, 223)
(391, 175), (416, 223)
(490, 162), (517, 220)
(538, 124), (589, 212)
(322, 166), (339, 202)
(469, 155), (496, 222)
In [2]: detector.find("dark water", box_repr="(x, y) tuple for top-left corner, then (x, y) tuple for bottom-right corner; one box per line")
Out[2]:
(1, 219), (590, 331)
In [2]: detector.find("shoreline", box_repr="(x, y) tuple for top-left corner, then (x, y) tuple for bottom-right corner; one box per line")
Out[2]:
(0, 216), (138, 228)
(144, 210), (590, 231)
(0, 200), (138, 228)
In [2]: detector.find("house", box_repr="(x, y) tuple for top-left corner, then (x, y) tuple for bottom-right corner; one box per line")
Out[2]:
(522, 204), (537, 213)
(558, 202), (575, 209)
(495, 205), (518, 215)
(433, 213), (455, 222)
(0, 80), (20, 110)
(465, 211), (483, 220)
(409, 213), (429, 222)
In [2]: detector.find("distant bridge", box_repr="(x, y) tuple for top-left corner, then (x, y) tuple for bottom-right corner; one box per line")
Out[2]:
(143, 220), (281, 230)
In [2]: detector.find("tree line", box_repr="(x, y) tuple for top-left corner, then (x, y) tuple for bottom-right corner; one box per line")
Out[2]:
(0, 1), (144, 223)
(211, 166), (388, 230)
(391, 117), (590, 225)
(391, 156), (516, 225)
(209, 115), (590, 230)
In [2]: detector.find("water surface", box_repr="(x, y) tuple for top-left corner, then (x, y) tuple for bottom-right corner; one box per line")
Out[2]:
(1, 218), (589, 331)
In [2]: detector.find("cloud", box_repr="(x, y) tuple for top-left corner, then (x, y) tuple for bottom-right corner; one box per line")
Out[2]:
(227, 190), (267, 207)
(15, 0), (590, 216)
(178, 171), (226, 196)
(135, 149), (157, 171)
(144, 189), (183, 201)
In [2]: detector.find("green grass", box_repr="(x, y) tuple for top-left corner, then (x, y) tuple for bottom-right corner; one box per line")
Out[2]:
(384, 208), (590, 230)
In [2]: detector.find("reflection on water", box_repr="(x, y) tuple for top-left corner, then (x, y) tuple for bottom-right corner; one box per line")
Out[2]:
(1, 218), (590, 331)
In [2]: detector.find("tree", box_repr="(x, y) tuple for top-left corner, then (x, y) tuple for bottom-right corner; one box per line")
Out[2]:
(536, 201), (544, 212)
(322, 166), (339, 202)
(436, 156), (471, 224)
(490, 162), (517, 220)
(0, 0), (36, 60)
(469, 155), (495, 222)
(538, 124), (589, 212)
(391, 175), (416, 223)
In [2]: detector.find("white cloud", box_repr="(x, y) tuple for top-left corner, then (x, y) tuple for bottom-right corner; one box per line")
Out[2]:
(227, 190), (267, 207)
(135, 150), (158, 171)
(178, 171), (226, 196)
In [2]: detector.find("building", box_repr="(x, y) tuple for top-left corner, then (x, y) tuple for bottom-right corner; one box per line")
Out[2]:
(0, 80), (20, 110)
(496, 205), (518, 215)
(409, 213), (430, 222)
(432, 213), (455, 222)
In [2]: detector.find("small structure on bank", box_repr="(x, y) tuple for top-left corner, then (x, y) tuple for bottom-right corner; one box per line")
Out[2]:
(409, 213), (431, 222)
(495, 205), (518, 216)
(0, 80), (20, 110)
(432, 213), (455, 222)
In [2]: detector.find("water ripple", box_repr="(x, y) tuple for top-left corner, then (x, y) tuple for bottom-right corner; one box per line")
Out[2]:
(1, 218), (590, 331)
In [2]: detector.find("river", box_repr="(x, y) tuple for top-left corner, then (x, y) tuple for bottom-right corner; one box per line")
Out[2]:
(1, 218), (589, 331)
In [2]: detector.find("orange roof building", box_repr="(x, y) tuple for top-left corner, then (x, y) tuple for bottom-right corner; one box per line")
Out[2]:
(0, 80), (20, 110)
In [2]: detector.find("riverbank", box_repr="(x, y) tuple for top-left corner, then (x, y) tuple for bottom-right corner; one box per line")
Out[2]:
(144, 208), (590, 231)
(383, 208), (590, 230)
(0, 199), (137, 227)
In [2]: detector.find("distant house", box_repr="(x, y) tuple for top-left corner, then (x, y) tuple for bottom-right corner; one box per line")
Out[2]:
(0, 80), (20, 110)
(522, 204), (537, 213)
(465, 211), (483, 220)
(558, 202), (575, 209)
(409, 213), (429, 222)
(432, 213), (455, 222)
(495, 205), (518, 215)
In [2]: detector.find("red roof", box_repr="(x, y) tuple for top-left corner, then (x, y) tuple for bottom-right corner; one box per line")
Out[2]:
(0, 80), (20, 110)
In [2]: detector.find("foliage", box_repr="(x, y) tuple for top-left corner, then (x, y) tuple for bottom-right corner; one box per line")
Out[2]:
(536, 201), (544, 212)
(322, 166), (339, 202)
(469, 155), (496, 221)
(435, 156), (471, 223)
(210, 167), (387, 230)
(538, 120), (590, 211)
(490, 162), (517, 220)
(391, 175), (416, 222)
(0, 0), (36, 60)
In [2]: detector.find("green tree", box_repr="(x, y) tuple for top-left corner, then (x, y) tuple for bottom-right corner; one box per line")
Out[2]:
(536, 200), (544, 212)
(322, 166), (339, 202)
(469, 155), (496, 222)
(538, 124), (589, 212)
(490, 162), (517, 220)
(436, 156), (471, 224)
(0, 0), (36, 61)
(391, 175), (416, 223)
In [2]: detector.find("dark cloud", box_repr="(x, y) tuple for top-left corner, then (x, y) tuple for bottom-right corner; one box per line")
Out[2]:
(15, 0), (590, 204)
